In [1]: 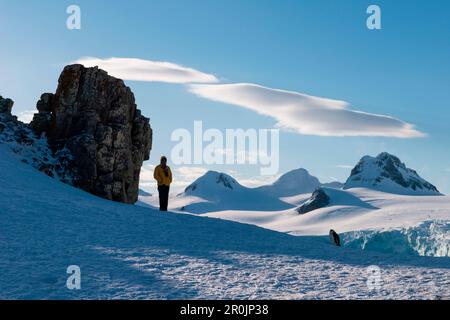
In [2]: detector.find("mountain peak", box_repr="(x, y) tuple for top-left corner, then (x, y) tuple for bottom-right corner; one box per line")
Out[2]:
(256, 167), (339, 197)
(184, 170), (241, 194)
(344, 153), (441, 195)
(180, 170), (293, 213)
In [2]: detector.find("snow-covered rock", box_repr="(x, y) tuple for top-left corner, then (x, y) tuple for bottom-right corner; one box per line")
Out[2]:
(344, 152), (441, 195)
(297, 188), (330, 214)
(0, 96), (73, 183)
(297, 187), (377, 214)
(179, 171), (293, 213)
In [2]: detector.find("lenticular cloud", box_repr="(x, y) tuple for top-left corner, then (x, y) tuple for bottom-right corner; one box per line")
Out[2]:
(74, 57), (219, 84)
(189, 83), (425, 138)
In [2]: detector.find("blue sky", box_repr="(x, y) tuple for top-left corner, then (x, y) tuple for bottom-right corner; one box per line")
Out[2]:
(1, 0), (449, 194)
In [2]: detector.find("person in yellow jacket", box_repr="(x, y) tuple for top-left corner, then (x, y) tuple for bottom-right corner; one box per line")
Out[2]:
(153, 156), (172, 211)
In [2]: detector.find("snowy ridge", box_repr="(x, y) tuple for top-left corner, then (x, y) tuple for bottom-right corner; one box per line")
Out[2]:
(256, 168), (321, 197)
(179, 170), (293, 213)
(256, 168), (343, 198)
(344, 152), (441, 195)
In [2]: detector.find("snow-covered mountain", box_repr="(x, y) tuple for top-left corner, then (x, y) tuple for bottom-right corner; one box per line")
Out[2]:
(344, 152), (441, 195)
(179, 170), (293, 213)
(184, 170), (244, 196)
(256, 168), (321, 197)
(256, 168), (343, 197)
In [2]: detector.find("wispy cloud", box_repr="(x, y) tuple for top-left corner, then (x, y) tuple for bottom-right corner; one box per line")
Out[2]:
(73, 57), (426, 138)
(175, 166), (209, 182)
(336, 164), (354, 169)
(74, 57), (219, 84)
(15, 110), (35, 123)
(188, 83), (426, 138)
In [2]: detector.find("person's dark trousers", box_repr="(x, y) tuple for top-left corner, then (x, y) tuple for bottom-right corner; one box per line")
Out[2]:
(158, 185), (170, 211)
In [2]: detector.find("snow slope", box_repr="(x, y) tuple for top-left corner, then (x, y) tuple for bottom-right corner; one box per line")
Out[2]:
(1, 145), (449, 299)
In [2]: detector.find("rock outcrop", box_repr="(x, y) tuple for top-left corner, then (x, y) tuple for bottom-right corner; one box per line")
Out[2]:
(31, 64), (152, 203)
(1, 95), (72, 181)
(0, 95), (14, 114)
(296, 187), (377, 214)
(296, 188), (330, 214)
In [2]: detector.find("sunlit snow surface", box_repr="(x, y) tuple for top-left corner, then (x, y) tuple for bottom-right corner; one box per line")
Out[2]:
(140, 184), (450, 258)
(1, 145), (448, 299)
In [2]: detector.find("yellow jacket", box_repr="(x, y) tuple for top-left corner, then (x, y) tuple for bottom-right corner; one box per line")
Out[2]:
(154, 165), (172, 186)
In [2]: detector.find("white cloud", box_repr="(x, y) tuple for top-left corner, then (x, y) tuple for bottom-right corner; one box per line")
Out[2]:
(15, 110), (35, 124)
(188, 83), (425, 138)
(214, 148), (270, 163)
(140, 164), (209, 194)
(175, 166), (209, 182)
(238, 175), (279, 188)
(336, 164), (354, 169)
(74, 57), (219, 84)
(139, 164), (156, 187)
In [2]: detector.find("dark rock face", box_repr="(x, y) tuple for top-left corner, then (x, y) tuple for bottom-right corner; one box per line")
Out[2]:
(297, 188), (330, 214)
(0, 95), (14, 114)
(31, 64), (152, 203)
(0, 96), (19, 133)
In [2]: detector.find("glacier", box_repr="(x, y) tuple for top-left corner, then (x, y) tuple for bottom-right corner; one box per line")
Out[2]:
(342, 220), (450, 257)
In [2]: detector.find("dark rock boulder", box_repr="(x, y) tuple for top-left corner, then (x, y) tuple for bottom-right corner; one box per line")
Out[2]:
(31, 64), (152, 203)
(0, 95), (18, 126)
(297, 188), (330, 214)
(31, 93), (53, 135)
(0, 95), (14, 114)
